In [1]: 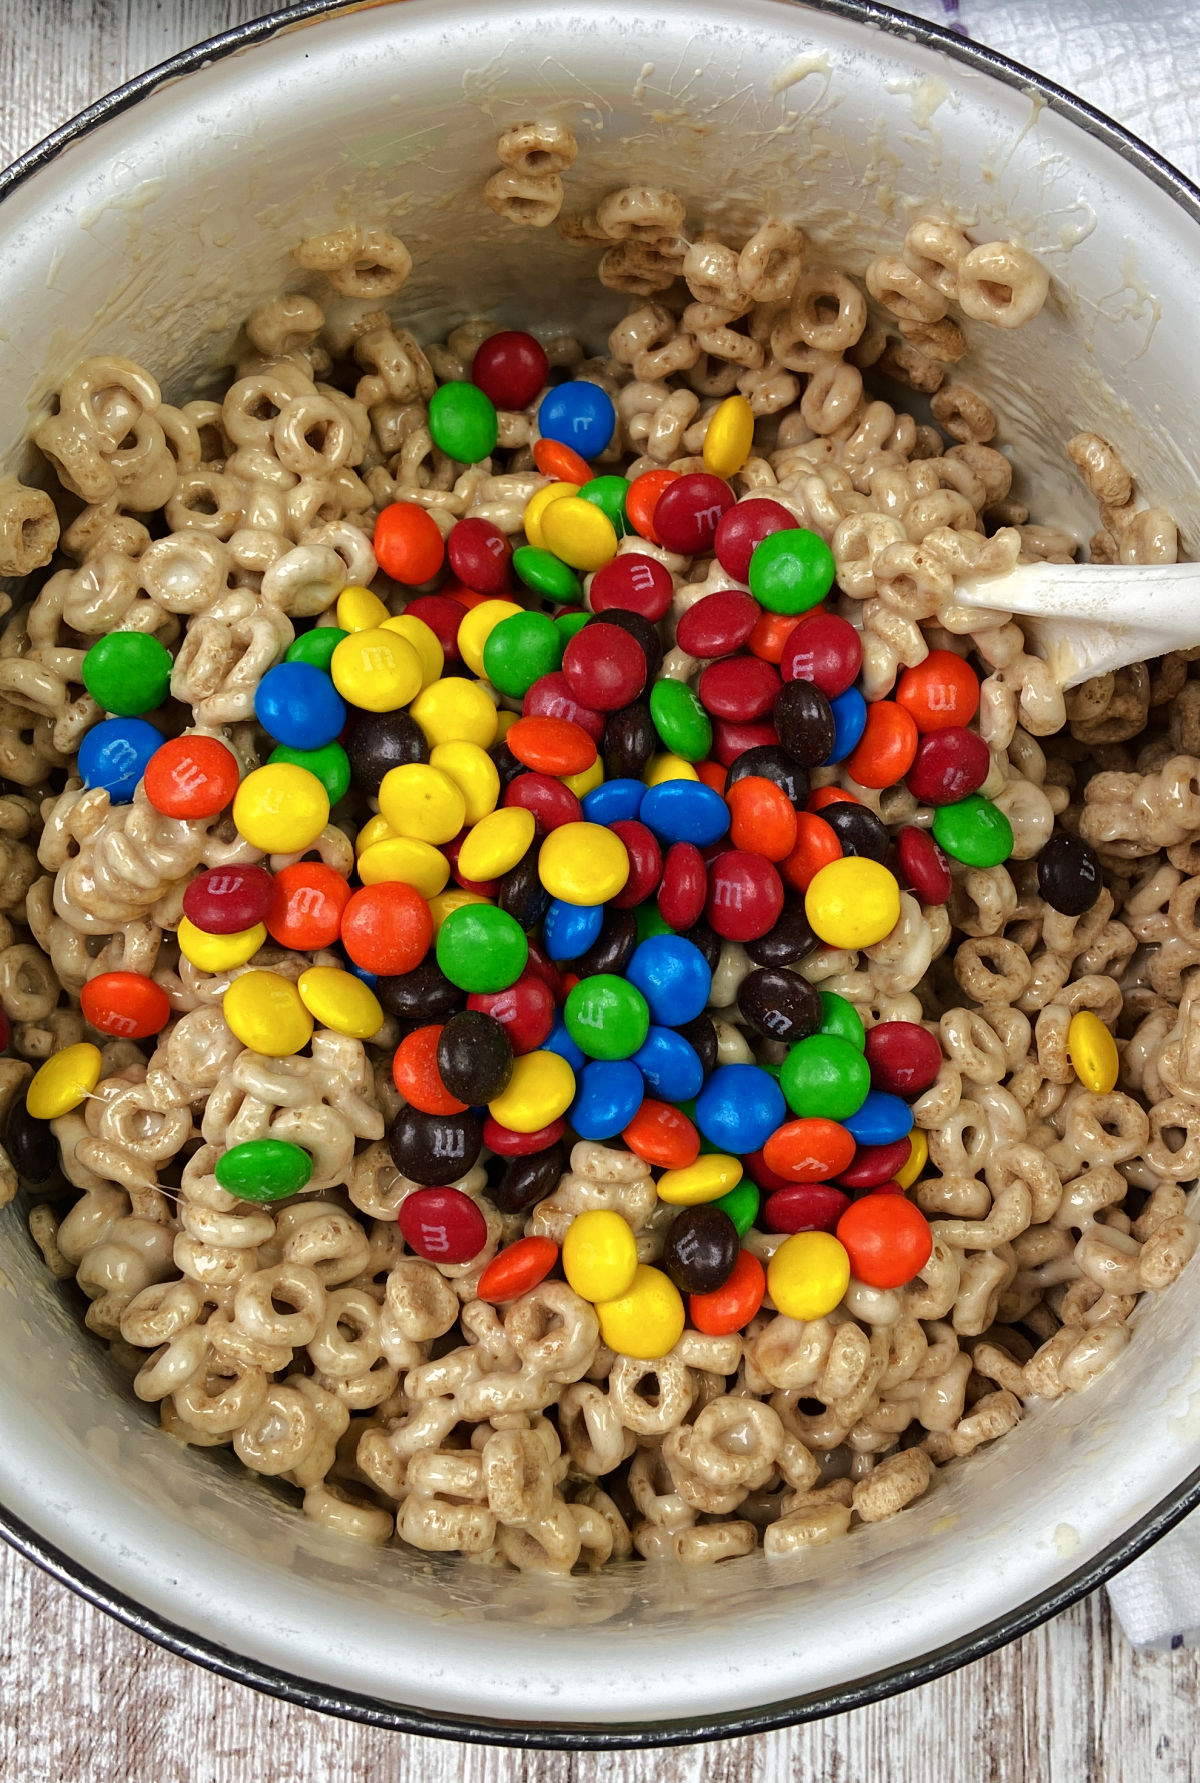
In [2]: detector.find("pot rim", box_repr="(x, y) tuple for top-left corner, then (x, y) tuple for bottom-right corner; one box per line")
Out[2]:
(2, 0), (1199, 1747)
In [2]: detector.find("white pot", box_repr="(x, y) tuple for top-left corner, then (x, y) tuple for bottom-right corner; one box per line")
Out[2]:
(2, 0), (1198, 1745)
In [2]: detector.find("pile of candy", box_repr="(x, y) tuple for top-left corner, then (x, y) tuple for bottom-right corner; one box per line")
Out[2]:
(18, 334), (1114, 1368)
(5, 193), (1196, 1572)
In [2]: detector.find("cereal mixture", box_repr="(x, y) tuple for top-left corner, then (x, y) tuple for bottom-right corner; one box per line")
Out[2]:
(0, 132), (1197, 1573)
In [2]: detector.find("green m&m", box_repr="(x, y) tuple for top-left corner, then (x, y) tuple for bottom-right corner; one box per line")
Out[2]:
(82, 631), (173, 716)
(650, 678), (713, 762)
(564, 974), (651, 1061)
(268, 741), (351, 806)
(635, 902), (673, 942)
(579, 475), (631, 535)
(286, 626), (348, 673)
(482, 610), (563, 698)
(436, 903), (528, 994)
(780, 1033), (871, 1121)
(932, 793), (1014, 868)
(428, 380), (498, 463)
(513, 544), (582, 604)
(214, 1138), (313, 1203)
(713, 1177), (761, 1237)
(818, 989), (866, 1051)
(554, 608), (592, 646)
(747, 526), (836, 615)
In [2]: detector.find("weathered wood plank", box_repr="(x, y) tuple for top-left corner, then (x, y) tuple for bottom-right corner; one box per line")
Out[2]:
(2, 1550), (1200, 1781)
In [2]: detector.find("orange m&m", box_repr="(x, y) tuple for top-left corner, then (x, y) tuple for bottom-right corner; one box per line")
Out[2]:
(762, 1117), (856, 1183)
(622, 1098), (701, 1170)
(689, 1249), (766, 1336)
(807, 785), (861, 813)
(895, 649), (981, 733)
(505, 715), (597, 778)
(780, 812), (842, 894)
(844, 699), (919, 790)
(532, 437), (591, 485)
(392, 1025), (467, 1116)
(625, 468), (679, 544)
(265, 863), (352, 951)
(374, 501), (446, 585)
(476, 1236), (559, 1304)
(340, 881), (433, 975)
(143, 735), (239, 820)
(726, 776), (798, 863)
(80, 971), (172, 1040)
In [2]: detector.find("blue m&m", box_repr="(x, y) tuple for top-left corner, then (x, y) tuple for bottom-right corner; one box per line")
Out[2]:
(694, 1064), (787, 1155)
(570, 1058), (644, 1139)
(543, 899), (604, 961)
(537, 380), (616, 459)
(254, 661), (346, 751)
(626, 935), (712, 1026)
(79, 718), (162, 803)
(632, 1026), (705, 1102)
(640, 780), (731, 847)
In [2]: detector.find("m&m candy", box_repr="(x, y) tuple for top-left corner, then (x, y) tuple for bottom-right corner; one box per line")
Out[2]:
(79, 718), (161, 803)
(80, 972), (172, 1039)
(82, 632), (172, 716)
(19, 261), (1078, 1527)
(144, 735), (240, 819)
(215, 1139), (314, 1202)
(537, 380), (615, 459)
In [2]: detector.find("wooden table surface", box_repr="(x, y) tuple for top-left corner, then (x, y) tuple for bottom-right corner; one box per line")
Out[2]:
(1, 2), (1199, 1776)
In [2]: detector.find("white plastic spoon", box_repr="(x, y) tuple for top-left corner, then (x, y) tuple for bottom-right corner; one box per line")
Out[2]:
(952, 559), (1197, 688)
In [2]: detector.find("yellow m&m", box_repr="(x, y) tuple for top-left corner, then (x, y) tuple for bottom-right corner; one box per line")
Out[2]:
(378, 763), (466, 845)
(522, 481), (577, 550)
(702, 392), (755, 479)
(223, 970), (314, 1057)
(177, 916), (266, 973)
(409, 676), (498, 749)
(562, 1210), (639, 1303)
(805, 857), (901, 950)
(656, 1153), (743, 1206)
(644, 753), (699, 787)
(1068, 1010), (1119, 1094)
(355, 812), (395, 856)
(357, 836), (450, 898)
(331, 627), (422, 712)
(233, 763), (329, 854)
(538, 822), (629, 906)
(381, 612), (444, 686)
(561, 756), (605, 800)
(595, 1265), (685, 1360)
(26, 1043), (103, 1120)
(428, 888), (492, 931)
(457, 600), (523, 678)
(336, 584), (390, 633)
(540, 495), (619, 572)
(488, 1049), (576, 1133)
(297, 966), (384, 1040)
(457, 806), (536, 882)
(429, 742), (500, 826)
(767, 1231), (850, 1321)
(894, 1126), (928, 1191)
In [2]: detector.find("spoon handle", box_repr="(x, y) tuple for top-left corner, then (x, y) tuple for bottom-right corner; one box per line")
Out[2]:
(954, 559), (1200, 688)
